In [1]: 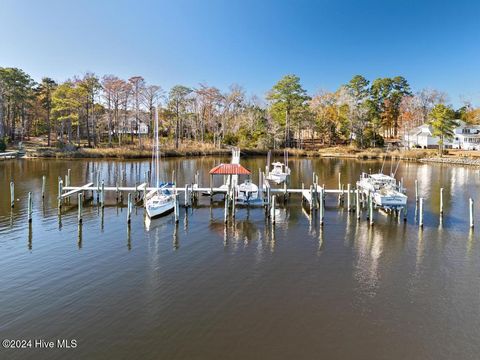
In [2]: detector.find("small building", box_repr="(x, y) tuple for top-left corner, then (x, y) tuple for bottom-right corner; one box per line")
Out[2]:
(403, 120), (480, 150)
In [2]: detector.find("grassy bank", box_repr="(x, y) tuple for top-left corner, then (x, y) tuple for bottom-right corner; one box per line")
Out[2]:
(19, 137), (480, 161)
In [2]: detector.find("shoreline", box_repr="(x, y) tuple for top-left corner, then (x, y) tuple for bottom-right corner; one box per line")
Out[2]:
(4, 145), (479, 166)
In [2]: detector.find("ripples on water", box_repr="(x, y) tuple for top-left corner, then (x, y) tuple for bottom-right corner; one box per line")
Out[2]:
(1, 157), (480, 359)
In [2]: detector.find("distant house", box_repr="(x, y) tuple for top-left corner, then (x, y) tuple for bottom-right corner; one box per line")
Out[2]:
(403, 120), (480, 150)
(102, 114), (150, 136)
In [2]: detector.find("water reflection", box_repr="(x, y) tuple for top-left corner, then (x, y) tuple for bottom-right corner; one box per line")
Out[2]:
(78, 224), (83, 249)
(28, 222), (32, 250)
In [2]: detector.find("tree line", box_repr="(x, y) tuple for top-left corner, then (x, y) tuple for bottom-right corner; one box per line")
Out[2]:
(0, 67), (478, 150)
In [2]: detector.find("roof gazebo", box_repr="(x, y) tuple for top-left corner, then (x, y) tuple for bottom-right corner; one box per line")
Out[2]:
(208, 163), (251, 195)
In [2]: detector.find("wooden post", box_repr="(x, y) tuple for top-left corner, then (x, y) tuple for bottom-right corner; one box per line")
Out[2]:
(319, 187), (324, 226)
(67, 168), (71, 186)
(143, 184), (147, 207)
(172, 170), (176, 185)
(224, 194), (228, 224)
(127, 193), (132, 224)
(369, 193), (374, 226)
(58, 179), (63, 208)
(27, 192), (32, 223)
(42, 176), (46, 199)
(440, 188), (444, 215)
(415, 179), (418, 202)
(232, 188), (236, 218)
(347, 183), (351, 212)
(78, 193), (83, 224)
(271, 195), (276, 225)
(419, 197), (424, 228)
(312, 172), (316, 186)
(174, 194), (179, 223)
(101, 180), (105, 208)
(210, 174), (213, 200)
(338, 172), (341, 190)
(10, 181), (14, 208)
(184, 184), (189, 208)
(356, 189), (360, 220)
(309, 185), (313, 211)
(469, 198), (474, 229)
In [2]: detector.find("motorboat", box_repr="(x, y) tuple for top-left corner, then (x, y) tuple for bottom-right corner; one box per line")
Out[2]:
(236, 179), (260, 203)
(266, 161), (291, 184)
(145, 107), (175, 218)
(357, 172), (407, 210)
(265, 150), (290, 184)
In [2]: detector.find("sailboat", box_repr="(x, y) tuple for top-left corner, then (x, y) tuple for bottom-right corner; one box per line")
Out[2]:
(145, 107), (175, 218)
(266, 150), (291, 184)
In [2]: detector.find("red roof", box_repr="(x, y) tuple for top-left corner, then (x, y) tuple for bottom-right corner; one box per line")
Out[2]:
(209, 163), (251, 175)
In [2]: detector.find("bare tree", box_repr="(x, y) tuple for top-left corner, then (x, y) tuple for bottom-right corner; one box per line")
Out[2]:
(129, 76), (145, 146)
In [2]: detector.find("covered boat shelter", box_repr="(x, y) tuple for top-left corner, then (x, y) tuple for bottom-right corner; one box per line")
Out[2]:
(208, 163), (251, 196)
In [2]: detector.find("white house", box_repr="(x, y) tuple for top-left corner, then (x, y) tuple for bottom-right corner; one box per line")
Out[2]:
(403, 120), (480, 150)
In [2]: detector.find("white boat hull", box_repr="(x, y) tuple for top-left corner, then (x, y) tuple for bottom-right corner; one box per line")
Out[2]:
(146, 195), (175, 218)
(266, 173), (288, 184)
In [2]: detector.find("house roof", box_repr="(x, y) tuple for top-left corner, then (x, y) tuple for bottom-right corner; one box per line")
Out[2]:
(209, 163), (251, 175)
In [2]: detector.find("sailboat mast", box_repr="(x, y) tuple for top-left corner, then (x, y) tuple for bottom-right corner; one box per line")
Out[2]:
(155, 106), (160, 188)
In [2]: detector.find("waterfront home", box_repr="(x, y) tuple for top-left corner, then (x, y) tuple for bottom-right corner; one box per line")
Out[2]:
(403, 120), (480, 150)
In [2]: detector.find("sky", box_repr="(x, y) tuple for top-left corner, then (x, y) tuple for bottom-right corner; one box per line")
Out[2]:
(1, 0), (479, 106)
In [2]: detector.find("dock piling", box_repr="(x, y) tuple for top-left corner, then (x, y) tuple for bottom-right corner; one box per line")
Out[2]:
(174, 194), (179, 223)
(419, 197), (424, 228)
(347, 183), (351, 211)
(127, 193), (132, 224)
(369, 194), (374, 226)
(271, 195), (276, 224)
(469, 198), (474, 228)
(319, 187), (324, 226)
(101, 180), (105, 208)
(78, 193), (83, 224)
(356, 189), (360, 220)
(440, 188), (444, 215)
(10, 181), (14, 208)
(27, 192), (32, 223)
(42, 176), (46, 199)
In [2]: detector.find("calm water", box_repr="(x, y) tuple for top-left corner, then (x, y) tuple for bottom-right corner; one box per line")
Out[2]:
(1, 157), (480, 359)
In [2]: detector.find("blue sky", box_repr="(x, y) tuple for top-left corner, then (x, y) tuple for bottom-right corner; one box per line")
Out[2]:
(1, 0), (479, 106)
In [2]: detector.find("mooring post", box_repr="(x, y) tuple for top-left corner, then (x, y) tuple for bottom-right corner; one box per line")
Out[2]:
(312, 172), (316, 186)
(127, 193), (132, 224)
(57, 178), (63, 208)
(347, 183), (351, 212)
(96, 171), (100, 191)
(469, 198), (474, 229)
(27, 192), (32, 223)
(284, 181), (288, 202)
(319, 187), (324, 226)
(232, 189), (236, 218)
(67, 168), (71, 186)
(338, 172), (341, 190)
(369, 193), (374, 226)
(415, 179), (419, 202)
(116, 182), (119, 202)
(224, 194), (228, 224)
(355, 189), (360, 220)
(184, 184), (189, 208)
(101, 180), (105, 208)
(271, 195), (276, 224)
(174, 193), (179, 223)
(78, 193), (83, 224)
(419, 197), (424, 228)
(440, 188), (444, 215)
(42, 176), (46, 199)
(312, 185), (313, 211)
(10, 181), (15, 208)
(143, 184), (147, 207)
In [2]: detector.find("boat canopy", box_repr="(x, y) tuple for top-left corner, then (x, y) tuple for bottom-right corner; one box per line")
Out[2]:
(209, 163), (251, 175)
